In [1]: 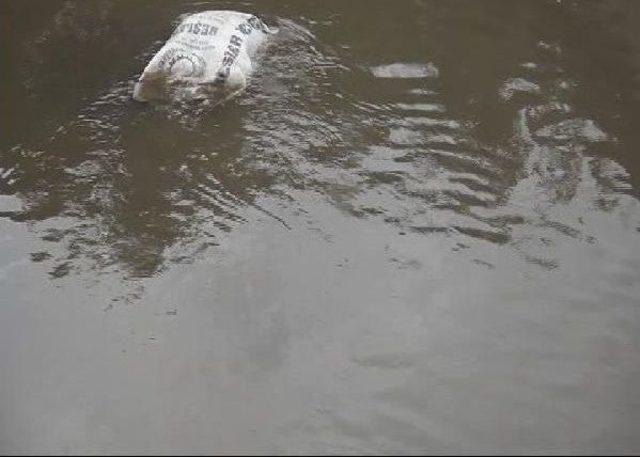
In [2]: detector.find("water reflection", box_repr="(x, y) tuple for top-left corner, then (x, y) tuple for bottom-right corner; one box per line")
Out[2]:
(1, 0), (639, 280)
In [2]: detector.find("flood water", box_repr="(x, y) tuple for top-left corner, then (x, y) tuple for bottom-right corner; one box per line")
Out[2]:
(1, 0), (640, 454)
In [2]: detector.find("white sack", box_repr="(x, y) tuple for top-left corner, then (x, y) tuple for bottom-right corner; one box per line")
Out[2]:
(133, 11), (272, 103)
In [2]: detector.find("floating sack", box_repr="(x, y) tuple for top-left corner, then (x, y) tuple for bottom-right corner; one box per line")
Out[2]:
(133, 11), (272, 103)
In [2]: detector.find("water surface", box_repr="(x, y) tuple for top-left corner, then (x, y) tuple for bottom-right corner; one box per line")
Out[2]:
(1, 0), (640, 453)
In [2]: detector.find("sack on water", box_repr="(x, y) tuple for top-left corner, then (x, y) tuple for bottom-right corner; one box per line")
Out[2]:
(133, 11), (272, 103)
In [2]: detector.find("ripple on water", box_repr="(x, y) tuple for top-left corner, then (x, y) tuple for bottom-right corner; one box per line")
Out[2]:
(1, 2), (640, 453)
(0, 7), (637, 279)
(371, 62), (439, 79)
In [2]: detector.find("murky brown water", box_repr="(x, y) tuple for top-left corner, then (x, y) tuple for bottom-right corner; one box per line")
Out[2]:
(1, 0), (640, 453)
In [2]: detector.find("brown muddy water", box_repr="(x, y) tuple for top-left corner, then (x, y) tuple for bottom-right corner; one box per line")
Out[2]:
(1, 0), (640, 454)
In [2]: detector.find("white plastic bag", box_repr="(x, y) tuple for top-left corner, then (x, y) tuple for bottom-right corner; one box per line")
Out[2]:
(133, 11), (272, 103)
